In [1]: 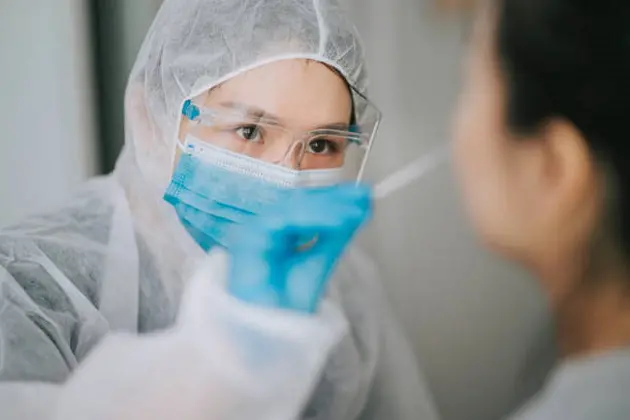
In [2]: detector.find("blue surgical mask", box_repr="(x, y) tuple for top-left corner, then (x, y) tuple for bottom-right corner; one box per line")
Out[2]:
(164, 136), (344, 251)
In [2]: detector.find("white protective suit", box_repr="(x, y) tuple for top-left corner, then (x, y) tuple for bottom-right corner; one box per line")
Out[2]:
(0, 0), (439, 419)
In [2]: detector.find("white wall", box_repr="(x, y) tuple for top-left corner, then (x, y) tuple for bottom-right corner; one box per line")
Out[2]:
(346, 1), (556, 419)
(119, 0), (164, 72)
(0, 0), (97, 226)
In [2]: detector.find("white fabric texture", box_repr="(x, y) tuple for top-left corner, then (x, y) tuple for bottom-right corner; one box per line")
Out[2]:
(51, 251), (348, 420)
(0, 0), (439, 419)
(0, 251), (348, 420)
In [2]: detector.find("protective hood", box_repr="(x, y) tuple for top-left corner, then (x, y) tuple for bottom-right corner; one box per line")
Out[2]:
(119, 0), (370, 194)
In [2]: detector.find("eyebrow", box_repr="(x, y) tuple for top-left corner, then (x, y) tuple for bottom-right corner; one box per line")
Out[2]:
(219, 101), (281, 123)
(320, 122), (353, 131)
(218, 101), (352, 131)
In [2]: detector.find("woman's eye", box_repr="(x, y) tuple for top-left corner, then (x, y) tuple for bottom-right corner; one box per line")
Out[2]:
(235, 125), (262, 142)
(307, 139), (339, 155)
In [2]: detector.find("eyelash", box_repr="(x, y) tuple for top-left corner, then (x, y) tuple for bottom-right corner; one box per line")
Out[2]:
(234, 125), (263, 142)
(308, 139), (341, 155)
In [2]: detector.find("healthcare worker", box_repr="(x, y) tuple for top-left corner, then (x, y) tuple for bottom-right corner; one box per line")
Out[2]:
(251, 0), (630, 418)
(0, 0), (440, 419)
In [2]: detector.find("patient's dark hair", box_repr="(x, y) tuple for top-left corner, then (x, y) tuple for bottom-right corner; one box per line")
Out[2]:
(496, 0), (630, 254)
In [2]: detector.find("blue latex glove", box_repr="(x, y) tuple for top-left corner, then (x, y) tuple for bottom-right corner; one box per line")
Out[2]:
(228, 183), (373, 313)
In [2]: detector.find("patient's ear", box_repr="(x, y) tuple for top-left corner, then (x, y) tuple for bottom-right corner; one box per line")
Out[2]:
(536, 118), (597, 226)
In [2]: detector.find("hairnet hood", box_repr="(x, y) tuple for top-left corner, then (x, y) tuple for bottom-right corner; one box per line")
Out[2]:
(120, 0), (369, 193)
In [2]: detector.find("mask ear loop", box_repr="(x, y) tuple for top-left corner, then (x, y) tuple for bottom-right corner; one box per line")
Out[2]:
(176, 141), (187, 152)
(175, 98), (212, 159)
(171, 99), (200, 167)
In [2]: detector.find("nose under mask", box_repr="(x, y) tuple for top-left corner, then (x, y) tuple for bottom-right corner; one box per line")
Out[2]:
(164, 136), (344, 251)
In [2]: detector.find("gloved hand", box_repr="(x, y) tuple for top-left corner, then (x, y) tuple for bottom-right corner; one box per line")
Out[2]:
(228, 183), (373, 313)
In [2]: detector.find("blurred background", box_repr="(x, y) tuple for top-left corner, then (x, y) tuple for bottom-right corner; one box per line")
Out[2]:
(0, 1), (554, 419)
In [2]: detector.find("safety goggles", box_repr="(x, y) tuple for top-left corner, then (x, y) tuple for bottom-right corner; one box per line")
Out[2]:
(179, 90), (380, 180)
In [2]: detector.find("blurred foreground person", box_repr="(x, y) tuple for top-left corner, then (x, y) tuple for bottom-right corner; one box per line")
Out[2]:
(453, 0), (630, 417)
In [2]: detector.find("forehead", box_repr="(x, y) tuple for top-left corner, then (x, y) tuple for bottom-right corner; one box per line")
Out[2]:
(200, 59), (352, 128)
